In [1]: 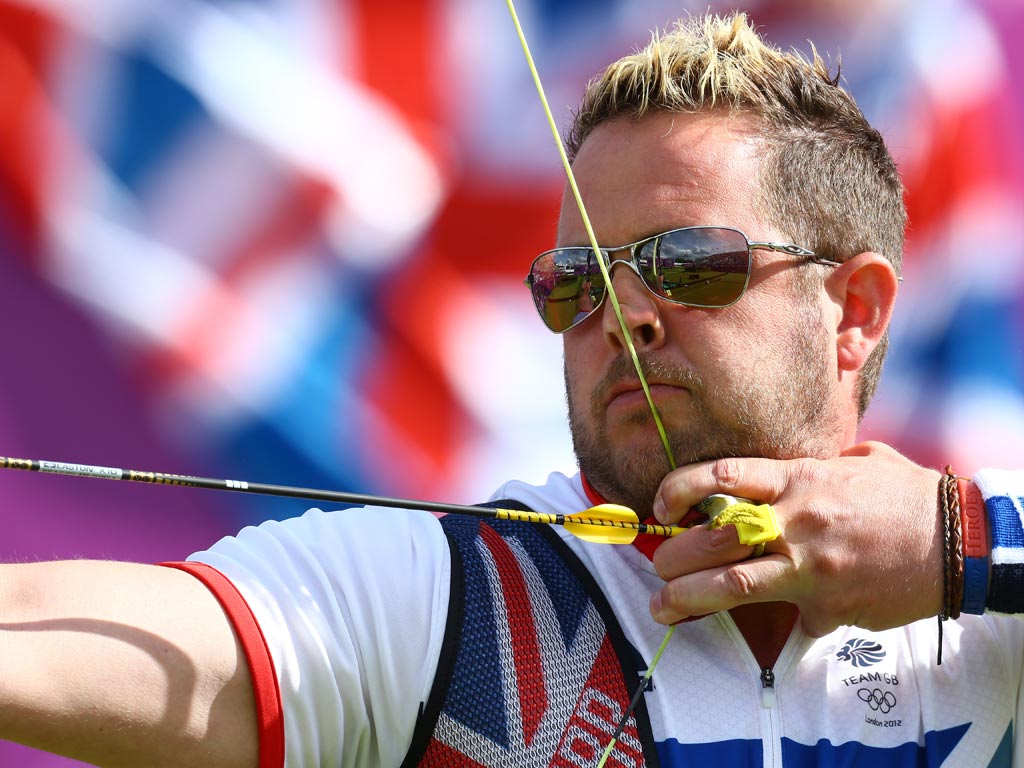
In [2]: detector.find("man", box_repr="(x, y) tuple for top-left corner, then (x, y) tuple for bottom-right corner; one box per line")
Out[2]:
(1, 12), (1023, 768)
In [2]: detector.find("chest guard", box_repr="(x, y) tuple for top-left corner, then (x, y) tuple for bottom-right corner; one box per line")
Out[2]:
(401, 507), (659, 767)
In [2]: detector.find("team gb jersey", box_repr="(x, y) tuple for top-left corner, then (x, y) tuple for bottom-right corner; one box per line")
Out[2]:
(180, 469), (1024, 767)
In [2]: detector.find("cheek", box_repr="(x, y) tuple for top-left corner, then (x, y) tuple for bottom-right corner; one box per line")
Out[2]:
(670, 308), (796, 385)
(662, 311), (731, 366)
(562, 332), (601, 382)
(561, 341), (589, 406)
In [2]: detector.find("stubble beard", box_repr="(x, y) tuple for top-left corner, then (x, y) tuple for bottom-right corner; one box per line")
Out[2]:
(566, 317), (839, 517)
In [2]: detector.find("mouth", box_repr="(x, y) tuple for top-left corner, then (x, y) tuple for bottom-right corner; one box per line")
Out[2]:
(606, 380), (687, 410)
(606, 379), (643, 404)
(589, 356), (702, 418)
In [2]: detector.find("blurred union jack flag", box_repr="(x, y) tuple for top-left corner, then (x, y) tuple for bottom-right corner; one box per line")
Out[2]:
(0, 2), (1022, 766)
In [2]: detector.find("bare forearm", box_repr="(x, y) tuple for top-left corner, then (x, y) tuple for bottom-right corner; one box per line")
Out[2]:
(0, 561), (258, 768)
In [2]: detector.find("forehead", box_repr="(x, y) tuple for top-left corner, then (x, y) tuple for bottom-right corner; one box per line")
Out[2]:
(556, 111), (768, 247)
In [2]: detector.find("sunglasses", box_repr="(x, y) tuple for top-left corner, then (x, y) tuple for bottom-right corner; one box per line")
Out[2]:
(524, 225), (841, 333)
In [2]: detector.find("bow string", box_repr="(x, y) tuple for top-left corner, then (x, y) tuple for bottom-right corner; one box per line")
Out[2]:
(501, 2), (679, 764)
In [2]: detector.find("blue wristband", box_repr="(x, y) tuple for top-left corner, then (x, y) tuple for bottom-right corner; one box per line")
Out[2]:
(961, 556), (988, 614)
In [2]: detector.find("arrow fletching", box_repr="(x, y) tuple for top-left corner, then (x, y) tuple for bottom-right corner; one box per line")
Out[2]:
(565, 504), (642, 544)
(489, 502), (686, 544)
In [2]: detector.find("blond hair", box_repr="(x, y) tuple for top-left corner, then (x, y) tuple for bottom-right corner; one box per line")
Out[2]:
(567, 13), (906, 417)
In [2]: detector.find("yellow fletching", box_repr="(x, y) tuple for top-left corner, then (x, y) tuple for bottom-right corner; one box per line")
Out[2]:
(492, 502), (684, 545)
(564, 504), (641, 545)
(586, 503), (640, 522)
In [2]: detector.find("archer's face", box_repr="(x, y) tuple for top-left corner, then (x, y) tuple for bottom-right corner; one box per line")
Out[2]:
(560, 111), (843, 514)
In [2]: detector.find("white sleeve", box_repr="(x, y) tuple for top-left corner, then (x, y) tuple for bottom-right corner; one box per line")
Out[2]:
(974, 468), (1024, 502)
(187, 507), (451, 768)
(972, 469), (1024, 767)
(975, 469), (1024, 615)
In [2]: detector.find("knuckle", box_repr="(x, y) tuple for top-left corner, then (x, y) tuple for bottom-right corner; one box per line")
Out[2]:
(797, 499), (834, 532)
(721, 565), (762, 600)
(703, 524), (741, 554)
(660, 578), (690, 612)
(807, 552), (843, 581)
(658, 476), (686, 509)
(709, 458), (742, 490)
(788, 457), (824, 487)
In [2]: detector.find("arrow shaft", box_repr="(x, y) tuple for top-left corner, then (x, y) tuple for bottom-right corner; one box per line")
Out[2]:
(0, 456), (681, 537)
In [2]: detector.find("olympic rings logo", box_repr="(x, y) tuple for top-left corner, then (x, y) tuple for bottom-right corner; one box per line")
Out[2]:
(858, 688), (896, 713)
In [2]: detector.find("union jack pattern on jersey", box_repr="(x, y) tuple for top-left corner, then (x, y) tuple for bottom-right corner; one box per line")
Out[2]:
(403, 514), (656, 767)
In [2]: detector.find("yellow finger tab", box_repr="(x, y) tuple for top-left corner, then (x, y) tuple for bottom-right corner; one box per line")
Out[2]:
(697, 494), (780, 550)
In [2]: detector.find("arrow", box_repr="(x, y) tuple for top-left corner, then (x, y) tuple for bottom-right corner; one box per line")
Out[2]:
(0, 456), (684, 545)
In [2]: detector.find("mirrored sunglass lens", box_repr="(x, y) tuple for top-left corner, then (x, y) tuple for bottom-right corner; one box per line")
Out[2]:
(530, 250), (606, 331)
(638, 228), (749, 306)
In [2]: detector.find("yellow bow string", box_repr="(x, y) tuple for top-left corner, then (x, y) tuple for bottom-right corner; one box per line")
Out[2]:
(501, 3), (678, 764)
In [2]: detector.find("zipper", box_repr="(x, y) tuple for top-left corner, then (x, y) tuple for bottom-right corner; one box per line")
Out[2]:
(760, 666), (777, 708)
(717, 613), (798, 768)
(758, 664), (779, 767)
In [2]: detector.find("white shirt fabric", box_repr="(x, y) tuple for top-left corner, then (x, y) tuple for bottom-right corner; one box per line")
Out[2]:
(189, 469), (1024, 767)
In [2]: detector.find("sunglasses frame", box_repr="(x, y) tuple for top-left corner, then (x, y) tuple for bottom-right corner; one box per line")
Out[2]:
(524, 225), (841, 333)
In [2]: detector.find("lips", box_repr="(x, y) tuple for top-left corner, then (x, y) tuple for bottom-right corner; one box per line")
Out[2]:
(605, 379), (685, 409)
(606, 379), (644, 404)
(590, 356), (702, 415)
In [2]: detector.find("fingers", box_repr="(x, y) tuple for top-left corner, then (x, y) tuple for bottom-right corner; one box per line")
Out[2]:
(649, 556), (791, 624)
(647, 444), (948, 634)
(651, 523), (755, 581)
(653, 456), (805, 525)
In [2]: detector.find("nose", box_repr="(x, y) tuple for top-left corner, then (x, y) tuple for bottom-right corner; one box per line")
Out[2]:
(601, 259), (666, 352)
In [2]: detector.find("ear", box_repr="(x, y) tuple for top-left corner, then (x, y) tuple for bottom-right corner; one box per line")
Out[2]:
(825, 252), (899, 373)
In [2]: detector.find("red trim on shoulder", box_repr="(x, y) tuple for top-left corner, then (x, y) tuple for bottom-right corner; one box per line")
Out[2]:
(581, 472), (662, 563)
(161, 561), (285, 768)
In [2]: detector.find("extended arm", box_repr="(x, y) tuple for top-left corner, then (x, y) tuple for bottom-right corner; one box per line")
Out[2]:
(0, 560), (257, 768)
